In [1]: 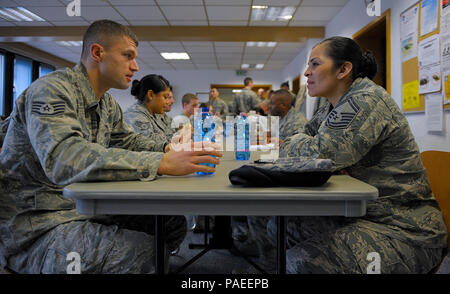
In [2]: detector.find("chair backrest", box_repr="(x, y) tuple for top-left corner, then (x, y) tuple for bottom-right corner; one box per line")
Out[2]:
(421, 150), (450, 249)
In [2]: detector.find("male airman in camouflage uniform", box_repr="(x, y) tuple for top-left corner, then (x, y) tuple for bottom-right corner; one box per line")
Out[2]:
(246, 77), (447, 273)
(230, 77), (261, 115)
(268, 89), (308, 141)
(0, 20), (220, 274)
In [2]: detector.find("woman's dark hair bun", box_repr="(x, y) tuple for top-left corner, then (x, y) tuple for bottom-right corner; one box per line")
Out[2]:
(359, 51), (378, 80)
(130, 80), (141, 97)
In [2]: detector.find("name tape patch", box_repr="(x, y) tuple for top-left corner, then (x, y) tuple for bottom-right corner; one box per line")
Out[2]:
(325, 98), (360, 129)
(32, 102), (65, 116)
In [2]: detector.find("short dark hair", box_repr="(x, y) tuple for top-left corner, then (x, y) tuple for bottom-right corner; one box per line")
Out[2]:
(271, 89), (293, 106)
(182, 93), (198, 106)
(244, 77), (253, 86)
(316, 36), (377, 80)
(280, 81), (289, 88)
(81, 19), (139, 61)
(130, 74), (170, 102)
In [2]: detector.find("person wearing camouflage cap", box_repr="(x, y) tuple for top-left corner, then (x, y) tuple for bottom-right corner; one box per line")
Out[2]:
(124, 74), (175, 145)
(0, 19), (221, 274)
(243, 37), (447, 274)
(268, 89), (308, 142)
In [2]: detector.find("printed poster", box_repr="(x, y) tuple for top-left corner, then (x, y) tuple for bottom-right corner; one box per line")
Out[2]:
(421, 0), (439, 36)
(401, 4), (419, 61)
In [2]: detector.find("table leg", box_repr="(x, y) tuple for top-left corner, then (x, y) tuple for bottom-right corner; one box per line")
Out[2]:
(277, 216), (286, 274)
(155, 215), (165, 274)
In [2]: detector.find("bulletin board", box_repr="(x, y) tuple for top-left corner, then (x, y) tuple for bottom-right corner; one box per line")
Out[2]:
(401, 0), (450, 112)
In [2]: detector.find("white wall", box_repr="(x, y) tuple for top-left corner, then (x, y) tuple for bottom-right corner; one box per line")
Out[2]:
(110, 69), (283, 117)
(281, 0), (449, 152)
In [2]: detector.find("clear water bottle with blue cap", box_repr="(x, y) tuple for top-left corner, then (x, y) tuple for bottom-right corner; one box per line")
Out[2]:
(235, 113), (250, 160)
(195, 107), (216, 175)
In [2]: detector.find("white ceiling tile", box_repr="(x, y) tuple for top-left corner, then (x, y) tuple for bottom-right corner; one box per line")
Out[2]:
(154, 46), (186, 52)
(129, 19), (168, 25)
(159, 6), (206, 20)
(209, 20), (247, 26)
(21, 6), (75, 21)
(206, 6), (250, 21)
(60, 0), (111, 6)
(300, 0), (349, 6)
(0, 0), (18, 6)
(0, 21), (16, 26)
(252, 0), (300, 5)
(215, 47), (243, 53)
(15, 0), (63, 6)
(195, 64), (218, 69)
(151, 41), (183, 47)
(184, 46), (214, 53)
(289, 20), (328, 26)
(12, 21), (53, 26)
(245, 46), (274, 53)
(205, 0), (251, 5)
(249, 20), (288, 26)
(109, 0), (157, 5)
(151, 64), (174, 69)
(169, 20), (208, 26)
(272, 47), (302, 53)
(292, 6), (342, 21)
(50, 20), (90, 26)
(182, 41), (213, 47)
(214, 42), (244, 47)
(115, 5), (165, 20)
(156, 0), (203, 5)
(82, 6), (124, 20)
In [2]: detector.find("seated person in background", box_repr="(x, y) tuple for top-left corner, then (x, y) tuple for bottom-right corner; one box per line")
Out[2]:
(268, 89), (307, 141)
(124, 74), (175, 145)
(172, 93), (199, 130)
(243, 36), (447, 274)
(0, 19), (221, 274)
(280, 81), (296, 106)
(257, 88), (266, 103)
(208, 87), (228, 121)
(257, 100), (269, 116)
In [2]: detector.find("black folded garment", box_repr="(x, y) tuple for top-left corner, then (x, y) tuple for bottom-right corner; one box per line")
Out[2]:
(229, 157), (335, 187)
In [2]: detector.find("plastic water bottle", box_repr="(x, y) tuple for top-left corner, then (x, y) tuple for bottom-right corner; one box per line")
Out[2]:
(195, 107), (216, 175)
(235, 113), (250, 160)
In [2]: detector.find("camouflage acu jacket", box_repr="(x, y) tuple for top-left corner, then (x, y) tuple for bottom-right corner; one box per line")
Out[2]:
(0, 63), (165, 260)
(124, 101), (174, 144)
(280, 77), (448, 249)
(279, 107), (308, 141)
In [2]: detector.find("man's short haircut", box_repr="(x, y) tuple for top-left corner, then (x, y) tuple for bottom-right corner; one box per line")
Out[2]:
(81, 19), (139, 60)
(244, 77), (253, 86)
(280, 81), (289, 88)
(182, 93), (198, 106)
(272, 89), (293, 106)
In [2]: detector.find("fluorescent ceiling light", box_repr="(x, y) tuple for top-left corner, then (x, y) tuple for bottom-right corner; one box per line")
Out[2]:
(251, 6), (295, 21)
(255, 64), (264, 69)
(252, 5), (268, 9)
(232, 89), (243, 93)
(246, 42), (278, 47)
(56, 41), (82, 46)
(0, 7), (45, 21)
(241, 64), (249, 69)
(160, 52), (190, 60)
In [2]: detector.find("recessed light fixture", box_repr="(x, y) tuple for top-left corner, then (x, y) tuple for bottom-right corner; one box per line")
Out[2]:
(246, 42), (278, 47)
(251, 6), (295, 21)
(241, 64), (250, 69)
(255, 64), (264, 69)
(0, 7), (45, 22)
(56, 41), (82, 46)
(252, 5), (268, 9)
(160, 52), (190, 60)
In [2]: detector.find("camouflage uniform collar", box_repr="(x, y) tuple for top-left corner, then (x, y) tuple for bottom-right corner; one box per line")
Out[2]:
(134, 100), (154, 118)
(334, 77), (369, 108)
(73, 63), (102, 110)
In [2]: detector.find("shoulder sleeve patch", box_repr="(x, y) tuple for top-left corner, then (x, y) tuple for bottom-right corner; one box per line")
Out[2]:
(31, 101), (65, 116)
(325, 98), (360, 129)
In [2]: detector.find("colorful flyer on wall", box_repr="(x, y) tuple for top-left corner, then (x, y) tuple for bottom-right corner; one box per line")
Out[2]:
(421, 0), (439, 36)
(403, 80), (421, 110)
(401, 4), (419, 62)
(418, 35), (441, 94)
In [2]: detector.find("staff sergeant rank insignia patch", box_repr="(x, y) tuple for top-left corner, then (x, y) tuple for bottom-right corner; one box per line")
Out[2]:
(31, 101), (65, 116)
(325, 98), (360, 129)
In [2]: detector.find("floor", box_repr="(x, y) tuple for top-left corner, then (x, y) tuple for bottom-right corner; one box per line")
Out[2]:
(169, 226), (450, 274)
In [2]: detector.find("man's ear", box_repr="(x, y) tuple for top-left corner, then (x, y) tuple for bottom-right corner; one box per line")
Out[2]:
(90, 43), (104, 63)
(337, 61), (353, 80)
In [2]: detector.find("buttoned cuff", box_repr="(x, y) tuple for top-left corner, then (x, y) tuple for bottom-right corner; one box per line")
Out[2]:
(137, 152), (164, 181)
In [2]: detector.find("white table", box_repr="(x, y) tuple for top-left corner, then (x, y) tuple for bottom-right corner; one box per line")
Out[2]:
(63, 159), (378, 274)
